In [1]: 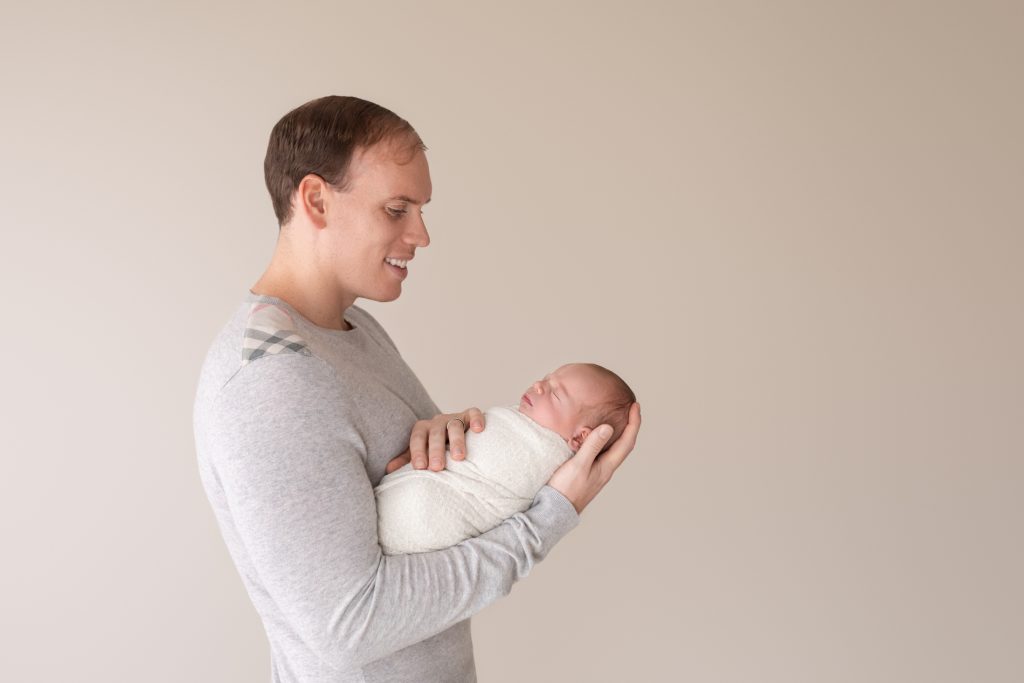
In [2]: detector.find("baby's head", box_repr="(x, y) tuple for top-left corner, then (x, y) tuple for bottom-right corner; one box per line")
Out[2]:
(517, 363), (636, 453)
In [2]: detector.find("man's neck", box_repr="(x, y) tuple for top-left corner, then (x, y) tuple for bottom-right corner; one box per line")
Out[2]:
(251, 266), (353, 332)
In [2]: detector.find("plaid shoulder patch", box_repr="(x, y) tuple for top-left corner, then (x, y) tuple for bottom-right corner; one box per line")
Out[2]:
(241, 302), (312, 365)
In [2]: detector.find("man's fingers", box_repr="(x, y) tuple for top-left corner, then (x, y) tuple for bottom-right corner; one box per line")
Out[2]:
(447, 418), (467, 460)
(462, 407), (485, 432)
(428, 423), (447, 471)
(575, 423), (614, 467)
(409, 422), (429, 469)
(386, 451), (411, 474)
(595, 402), (642, 474)
(407, 409), (489, 472)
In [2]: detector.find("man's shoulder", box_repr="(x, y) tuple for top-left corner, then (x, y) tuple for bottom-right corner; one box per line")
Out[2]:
(241, 301), (314, 365)
(195, 300), (326, 404)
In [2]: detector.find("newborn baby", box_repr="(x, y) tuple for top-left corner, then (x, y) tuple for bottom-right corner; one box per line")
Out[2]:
(375, 362), (635, 554)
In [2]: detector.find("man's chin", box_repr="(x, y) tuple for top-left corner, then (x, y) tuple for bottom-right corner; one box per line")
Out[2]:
(363, 287), (402, 304)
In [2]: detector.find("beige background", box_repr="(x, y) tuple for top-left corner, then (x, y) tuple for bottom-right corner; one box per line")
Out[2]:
(1, 1), (1022, 681)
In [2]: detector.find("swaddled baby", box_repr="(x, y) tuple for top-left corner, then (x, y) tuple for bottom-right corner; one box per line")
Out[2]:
(375, 363), (635, 554)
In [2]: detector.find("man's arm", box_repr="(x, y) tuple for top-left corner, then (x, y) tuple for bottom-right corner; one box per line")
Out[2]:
(205, 353), (579, 670)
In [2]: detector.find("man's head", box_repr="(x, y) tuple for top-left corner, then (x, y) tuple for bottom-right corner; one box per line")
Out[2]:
(261, 96), (433, 309)
(264, 95), (426, 228)
(518, 363), (636, 453)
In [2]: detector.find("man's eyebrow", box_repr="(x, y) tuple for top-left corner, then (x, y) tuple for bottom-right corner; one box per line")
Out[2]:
(388, 194), (431, 205)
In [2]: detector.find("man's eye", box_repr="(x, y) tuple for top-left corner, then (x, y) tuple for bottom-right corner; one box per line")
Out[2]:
(386, 207), (407, 218)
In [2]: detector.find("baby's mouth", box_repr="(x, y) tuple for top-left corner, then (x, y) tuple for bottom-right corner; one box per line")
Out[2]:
(521, 394), (533, 406)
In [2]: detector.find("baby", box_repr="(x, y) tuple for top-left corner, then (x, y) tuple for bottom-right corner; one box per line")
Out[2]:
(375, 362), (635, 554)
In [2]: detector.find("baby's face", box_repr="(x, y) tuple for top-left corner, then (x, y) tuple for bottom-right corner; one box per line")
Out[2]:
(517, 363), (607, 452)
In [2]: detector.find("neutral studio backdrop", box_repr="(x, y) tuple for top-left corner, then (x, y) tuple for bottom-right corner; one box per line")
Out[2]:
(2, 1), (1022, 681)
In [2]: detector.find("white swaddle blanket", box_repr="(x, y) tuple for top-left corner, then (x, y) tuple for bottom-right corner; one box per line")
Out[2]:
(375, 405), (573, 554)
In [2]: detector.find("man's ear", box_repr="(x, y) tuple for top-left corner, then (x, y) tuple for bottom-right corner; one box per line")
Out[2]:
(569, 426), (592, 453)
(297, 174), (329, 228)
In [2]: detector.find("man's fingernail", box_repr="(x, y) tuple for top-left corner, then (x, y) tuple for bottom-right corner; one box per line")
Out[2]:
(473, 421), (482, 430)
(599, 425), (612, 438)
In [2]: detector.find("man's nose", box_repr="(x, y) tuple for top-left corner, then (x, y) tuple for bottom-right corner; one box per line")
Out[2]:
(405, 212), (430, 248)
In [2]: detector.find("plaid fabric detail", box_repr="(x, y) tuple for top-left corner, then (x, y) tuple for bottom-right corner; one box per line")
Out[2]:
(241, 302), (311, 365)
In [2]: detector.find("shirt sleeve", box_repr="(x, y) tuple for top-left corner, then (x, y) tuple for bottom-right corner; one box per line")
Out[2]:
(205, 353), (580, 671)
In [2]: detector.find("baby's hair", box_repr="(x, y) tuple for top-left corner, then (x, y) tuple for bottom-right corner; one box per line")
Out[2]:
(579, 363), (636, 455)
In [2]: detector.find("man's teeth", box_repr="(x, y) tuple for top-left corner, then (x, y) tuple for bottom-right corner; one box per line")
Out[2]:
(384, 258), (408, 268)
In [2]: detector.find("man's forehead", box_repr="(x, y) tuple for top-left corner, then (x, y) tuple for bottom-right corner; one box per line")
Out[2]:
(348, 141), (430, 197)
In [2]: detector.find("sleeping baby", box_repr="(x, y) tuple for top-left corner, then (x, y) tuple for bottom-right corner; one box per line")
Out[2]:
(374, 362), (636, 554)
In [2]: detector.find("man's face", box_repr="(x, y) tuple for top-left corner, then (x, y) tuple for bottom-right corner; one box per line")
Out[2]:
(518, 364), (606, 449)
(318, 138), (432, 306)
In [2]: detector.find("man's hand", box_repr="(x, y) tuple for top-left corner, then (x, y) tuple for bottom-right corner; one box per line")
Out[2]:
(385, 407), (486, 473)
(547, 402), (641, 514)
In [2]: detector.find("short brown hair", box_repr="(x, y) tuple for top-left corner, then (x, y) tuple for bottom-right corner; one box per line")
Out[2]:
(579, 363), (636, 455)
(263, 95), (427, 226)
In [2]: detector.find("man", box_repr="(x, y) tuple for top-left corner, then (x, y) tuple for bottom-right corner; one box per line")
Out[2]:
(193, 95), (641, 682)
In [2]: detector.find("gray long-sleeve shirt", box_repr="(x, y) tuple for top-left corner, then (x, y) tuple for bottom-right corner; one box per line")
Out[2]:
(192, 292), (580, 682)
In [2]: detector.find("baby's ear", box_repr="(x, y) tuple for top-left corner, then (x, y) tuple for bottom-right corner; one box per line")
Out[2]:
(569, 426), (592, 453)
